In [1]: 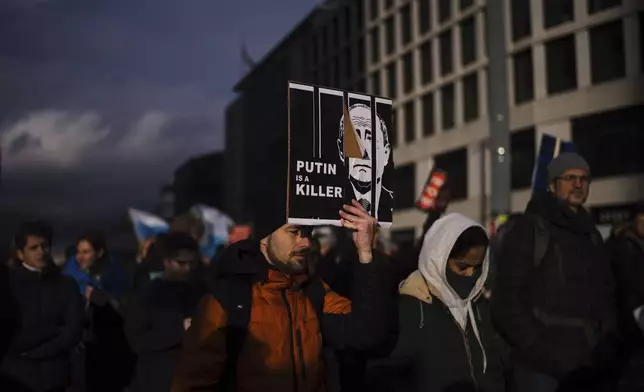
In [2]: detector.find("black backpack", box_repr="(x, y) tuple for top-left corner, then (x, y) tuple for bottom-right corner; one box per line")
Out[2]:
(212, 275), (327, 391)
(503, 214), (602, 269)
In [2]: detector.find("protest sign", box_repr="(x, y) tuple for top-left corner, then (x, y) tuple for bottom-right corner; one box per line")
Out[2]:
(287, 82), (395, 227)
(416, 167), (448, 212)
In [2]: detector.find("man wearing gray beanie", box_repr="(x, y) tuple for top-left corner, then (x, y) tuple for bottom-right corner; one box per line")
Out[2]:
(493, 151), (619, 391)
(546, 152), (592, 211)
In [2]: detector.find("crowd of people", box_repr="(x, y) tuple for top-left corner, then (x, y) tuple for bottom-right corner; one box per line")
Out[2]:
(1, 152), (643, 392)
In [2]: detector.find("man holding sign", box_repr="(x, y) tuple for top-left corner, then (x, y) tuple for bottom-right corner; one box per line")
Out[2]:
(171, 201), (391, 392)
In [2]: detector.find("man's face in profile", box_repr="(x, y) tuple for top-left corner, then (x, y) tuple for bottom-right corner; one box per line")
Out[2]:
(341, 105), (391, 186)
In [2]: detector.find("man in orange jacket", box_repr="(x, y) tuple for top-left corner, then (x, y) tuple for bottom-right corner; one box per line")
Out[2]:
(171, 200), (392, 392)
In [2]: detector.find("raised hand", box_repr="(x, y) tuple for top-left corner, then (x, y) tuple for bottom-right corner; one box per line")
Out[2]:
(339, 199), (378, 263)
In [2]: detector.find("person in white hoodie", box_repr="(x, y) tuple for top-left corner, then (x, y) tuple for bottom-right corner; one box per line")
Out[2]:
(367, 213), (506, 392)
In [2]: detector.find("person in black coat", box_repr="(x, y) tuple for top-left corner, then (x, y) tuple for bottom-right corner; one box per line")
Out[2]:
(124, 232), (204, 392)
(368, 213), (506, 392)
(492, 153), (618, 391)
(1, 221), (84, 392)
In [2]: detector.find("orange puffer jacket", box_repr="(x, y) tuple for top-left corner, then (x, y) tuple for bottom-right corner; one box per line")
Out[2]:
(170, 239), (391, 392)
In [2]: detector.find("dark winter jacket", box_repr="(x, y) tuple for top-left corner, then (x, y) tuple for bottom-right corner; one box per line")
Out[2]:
(171, 239), (392, 392)
(1, 264), (84, 392)
(368, 214), (506, 392)
(609, 229), (644, 339)
(492, 194), (618, 379)
(125, 279), (203, 392)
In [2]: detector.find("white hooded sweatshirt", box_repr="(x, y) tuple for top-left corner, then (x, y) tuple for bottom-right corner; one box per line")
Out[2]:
(417, 212), (490, 372)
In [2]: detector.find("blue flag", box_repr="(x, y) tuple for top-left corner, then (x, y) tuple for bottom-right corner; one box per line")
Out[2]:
(531, 134), (576, 197)
(190, 205), (234, 260)
(128, 208), (170, 243)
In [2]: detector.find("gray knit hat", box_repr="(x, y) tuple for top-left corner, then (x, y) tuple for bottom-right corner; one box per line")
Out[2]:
(547, 152), (591, 183)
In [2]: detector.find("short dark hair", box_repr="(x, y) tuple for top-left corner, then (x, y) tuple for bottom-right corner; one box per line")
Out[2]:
(157, 231), (199, 260)
(77, 231), (107, 253)
(14, 221), (53, 250)
(448, 226), (489, 260)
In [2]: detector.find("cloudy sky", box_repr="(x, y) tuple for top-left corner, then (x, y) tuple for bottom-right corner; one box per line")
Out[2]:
(0, 0), (316, 239)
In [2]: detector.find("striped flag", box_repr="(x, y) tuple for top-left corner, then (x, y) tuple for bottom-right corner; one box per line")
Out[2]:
(190, 204), (234, 260)
(531, 134), (576, 197)
(128, 208), (170, 244)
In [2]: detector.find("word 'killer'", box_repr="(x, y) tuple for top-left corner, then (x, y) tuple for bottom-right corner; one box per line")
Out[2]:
(296, 184), (342, 198)
(296, 160), (337, 175)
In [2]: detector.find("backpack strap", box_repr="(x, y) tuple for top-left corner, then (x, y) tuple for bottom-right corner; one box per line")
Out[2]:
(527, 214), (551, 268)
(213, 276), (254, 392)
(303, 279), (327, 322)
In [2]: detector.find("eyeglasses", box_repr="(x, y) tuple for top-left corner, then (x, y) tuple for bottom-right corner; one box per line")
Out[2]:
(557, 174), (591, 184)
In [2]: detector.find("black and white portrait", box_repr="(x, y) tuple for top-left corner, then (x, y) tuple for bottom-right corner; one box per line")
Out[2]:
(287, 82), (395, 227)
(337, 103), (393, 221)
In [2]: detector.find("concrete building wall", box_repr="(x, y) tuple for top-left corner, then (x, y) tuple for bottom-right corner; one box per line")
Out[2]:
(358, 0), (644, 236)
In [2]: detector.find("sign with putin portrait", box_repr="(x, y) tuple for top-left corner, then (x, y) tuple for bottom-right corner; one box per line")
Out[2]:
(287, 81), (395, 227)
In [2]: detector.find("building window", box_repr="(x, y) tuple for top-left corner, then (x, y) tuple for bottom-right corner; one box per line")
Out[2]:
(590, 20), (625, 84)
(357, 38), (366, 71)
(391, 108), (398, 147)
(543, 0), (574, 29)
(345, 47), (353, 80)
(513, 48), (534, 104)
(370, 0), (379, 20)
(511, 0), (532, 41)
(404, 100), (416, 142)
(572, 105), (644, 178)
(403, 51), (414, 93)
(420, 40), (433, 84)
(332, 57), (340, 87)
(418, 0), (432, 35)
(439, 29), (453, 76)
(546, 35), (577, 95)
(356, 78), (367, 93)
(462, 72), (479, 122)
(385, 16), (396, 55)
(357, 0), (365, 29)
(395, 163), (416, 209)
(387, 61), (397, 98)
(344, 6), (353, 39)
(460, 0), (474, 10)
(510, 127), (536, 190)
(641, 12), (644, 73)
(400, 4), (413, 46)
(460, 17), (476, 66)
(321, 27), (328, 57)
(311, 37), (319, 65)
(332, 18), (340, 50)
(371, 70), (381, 95)
(588, 0), (621, 14)
(370, 27), (380, 64)
(441, 83), (455, 130)
(438, 0), (451, 24)
(422, 92), (435, 136)
(434, 147), (468, 200)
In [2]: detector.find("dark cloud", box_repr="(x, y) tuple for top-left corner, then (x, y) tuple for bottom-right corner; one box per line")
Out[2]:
(0, 0), (314, 240)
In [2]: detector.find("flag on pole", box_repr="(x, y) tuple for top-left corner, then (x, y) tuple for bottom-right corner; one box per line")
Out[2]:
(416, 167), (448, 212)
(531, 134), (576, 197)
(190, 204), (234, 260)
(128, 208), (170, 244)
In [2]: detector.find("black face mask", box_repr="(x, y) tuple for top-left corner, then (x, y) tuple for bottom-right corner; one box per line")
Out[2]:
(446, 266), (482, 299)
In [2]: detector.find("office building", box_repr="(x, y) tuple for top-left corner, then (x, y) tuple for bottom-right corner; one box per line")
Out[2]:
(224, 0), (366, 234)
(366, 0), (644, 240)
(173, 151), (224, 214)
(225, 0), (644, 240)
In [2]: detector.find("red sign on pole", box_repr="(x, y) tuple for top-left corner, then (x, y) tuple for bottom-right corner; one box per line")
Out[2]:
(416, 169), (447, 212)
